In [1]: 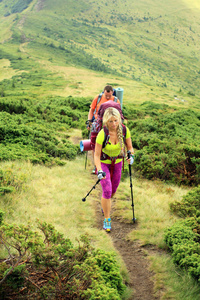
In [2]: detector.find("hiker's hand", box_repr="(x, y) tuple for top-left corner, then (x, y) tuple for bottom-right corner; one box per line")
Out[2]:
(129, 155), (134, 165)
(97, 170), (106, 180)
(86, 120), (92, 130)
(127, 151), (134, 165)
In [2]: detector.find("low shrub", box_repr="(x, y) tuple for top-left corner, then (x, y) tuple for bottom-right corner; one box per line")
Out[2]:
(128, 107), (200, 185)
(164, 217), (200, 282)
(0, 167), (28, 195)
(10, 0), (33, 14)
(170, 186), (200, 218)
(0, 95), (90, 164)
(0, 219), (126, 299)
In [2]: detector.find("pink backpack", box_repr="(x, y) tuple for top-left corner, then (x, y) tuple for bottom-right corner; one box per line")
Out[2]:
(90, 100), (124, 150)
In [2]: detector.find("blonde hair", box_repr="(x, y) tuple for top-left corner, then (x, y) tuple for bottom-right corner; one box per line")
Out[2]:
(103, 107), (125, 156)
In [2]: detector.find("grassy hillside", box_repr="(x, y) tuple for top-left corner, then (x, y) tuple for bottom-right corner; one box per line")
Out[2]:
(0, 0), (200, 103)
(0, 0), (199, 187)
(0, 1), (200, 298)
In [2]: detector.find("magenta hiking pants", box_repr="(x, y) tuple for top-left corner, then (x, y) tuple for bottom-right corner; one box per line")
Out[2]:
(100, 161), (122, 199)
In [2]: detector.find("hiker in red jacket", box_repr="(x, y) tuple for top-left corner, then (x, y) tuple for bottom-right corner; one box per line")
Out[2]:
(87, 85), (120, 173)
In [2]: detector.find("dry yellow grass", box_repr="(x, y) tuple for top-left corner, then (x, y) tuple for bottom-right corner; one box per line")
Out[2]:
(0, 156), (197, 298)
(0, 16), (14, 44)
(0, 154), (190, 251)
(0, 59), (25, 81)
(115, 176), (190, 247)
(182, 0), (200, 10)
(1, 159), (115, 251)
(0, 46), (193, 110)
(41, 64), (192, 109)
(0, 158), (128, 278)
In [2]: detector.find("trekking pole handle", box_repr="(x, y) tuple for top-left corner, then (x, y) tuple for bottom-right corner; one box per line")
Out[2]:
(86, 119), (93, 130)
(127, 150), (134, 159)
(97, 170), (106, 180)
(85, 119), (93, 125)
(127, 151), (134, 165)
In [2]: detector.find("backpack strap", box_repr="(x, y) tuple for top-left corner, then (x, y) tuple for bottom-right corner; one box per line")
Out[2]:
(100, 124), (127, 172)
(121, 123), (127, 144)
(93, 94), (118, 117)
(102, 124), (126, 149)
(93, 93), (103, 117)
(121, 124), (126, 172)
(102, 126), (110, 149)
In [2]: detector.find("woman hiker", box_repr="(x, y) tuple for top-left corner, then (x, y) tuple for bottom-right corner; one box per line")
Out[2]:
(94, 107), (134, 232)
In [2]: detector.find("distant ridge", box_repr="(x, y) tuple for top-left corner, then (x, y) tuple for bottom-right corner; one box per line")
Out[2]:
(0, 0), (200, 97)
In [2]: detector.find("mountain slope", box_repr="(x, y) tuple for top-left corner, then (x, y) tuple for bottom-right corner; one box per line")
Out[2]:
(0, 0), (200, 99)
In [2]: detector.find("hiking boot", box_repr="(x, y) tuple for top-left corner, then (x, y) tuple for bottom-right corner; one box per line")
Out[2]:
(103, 218), (111, 232)
(91, 167), (96, 174)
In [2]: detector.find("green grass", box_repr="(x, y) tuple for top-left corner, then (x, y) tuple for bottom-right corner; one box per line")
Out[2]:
(115, 177), (190, 248)
(1, 0), (200, 101)
(0, 0), (200, 297)
(149, 253), (200, 299)
(0, 158), (112, 248)
(0, 158), (199, 299)
(0, 158), (129, 283)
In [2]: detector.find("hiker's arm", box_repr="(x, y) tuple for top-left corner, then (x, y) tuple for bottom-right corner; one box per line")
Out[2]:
(86, 108), (95, 130)
(88, 107), (95, 121)
(94, 142), (103, 172)
(126, 137), (134, 154)
(88, 96), (98, 121)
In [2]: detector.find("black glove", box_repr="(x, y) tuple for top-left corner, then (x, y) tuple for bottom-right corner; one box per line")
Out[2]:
(85, 120), (92, 129)
(97, 170), (106, 180)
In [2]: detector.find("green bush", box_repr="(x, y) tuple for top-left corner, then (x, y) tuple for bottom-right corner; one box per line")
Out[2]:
(11, 0), (33, 14)
(0, 210), (4, 226)
(1, 87), (199, 184)
(0, 167), (28, 194)
(128, 107), (200, 185)
(164, 217), (200, 282)
(0, 219), (126, 299)
(0, 99), (27, 114)
(0, 95), (91, 164)
(170, 186), (200, 218)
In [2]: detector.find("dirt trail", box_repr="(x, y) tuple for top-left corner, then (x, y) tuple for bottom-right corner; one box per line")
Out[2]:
(94, 196), (160, 300)
(74, 137), (160, 299)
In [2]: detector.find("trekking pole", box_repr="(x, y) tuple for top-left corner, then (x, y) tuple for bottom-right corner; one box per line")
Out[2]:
(85, 121), (91, 169)
(85, 149), (88, 169)
(127, 151), (136, 223)
(82, 179), (100, 202)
